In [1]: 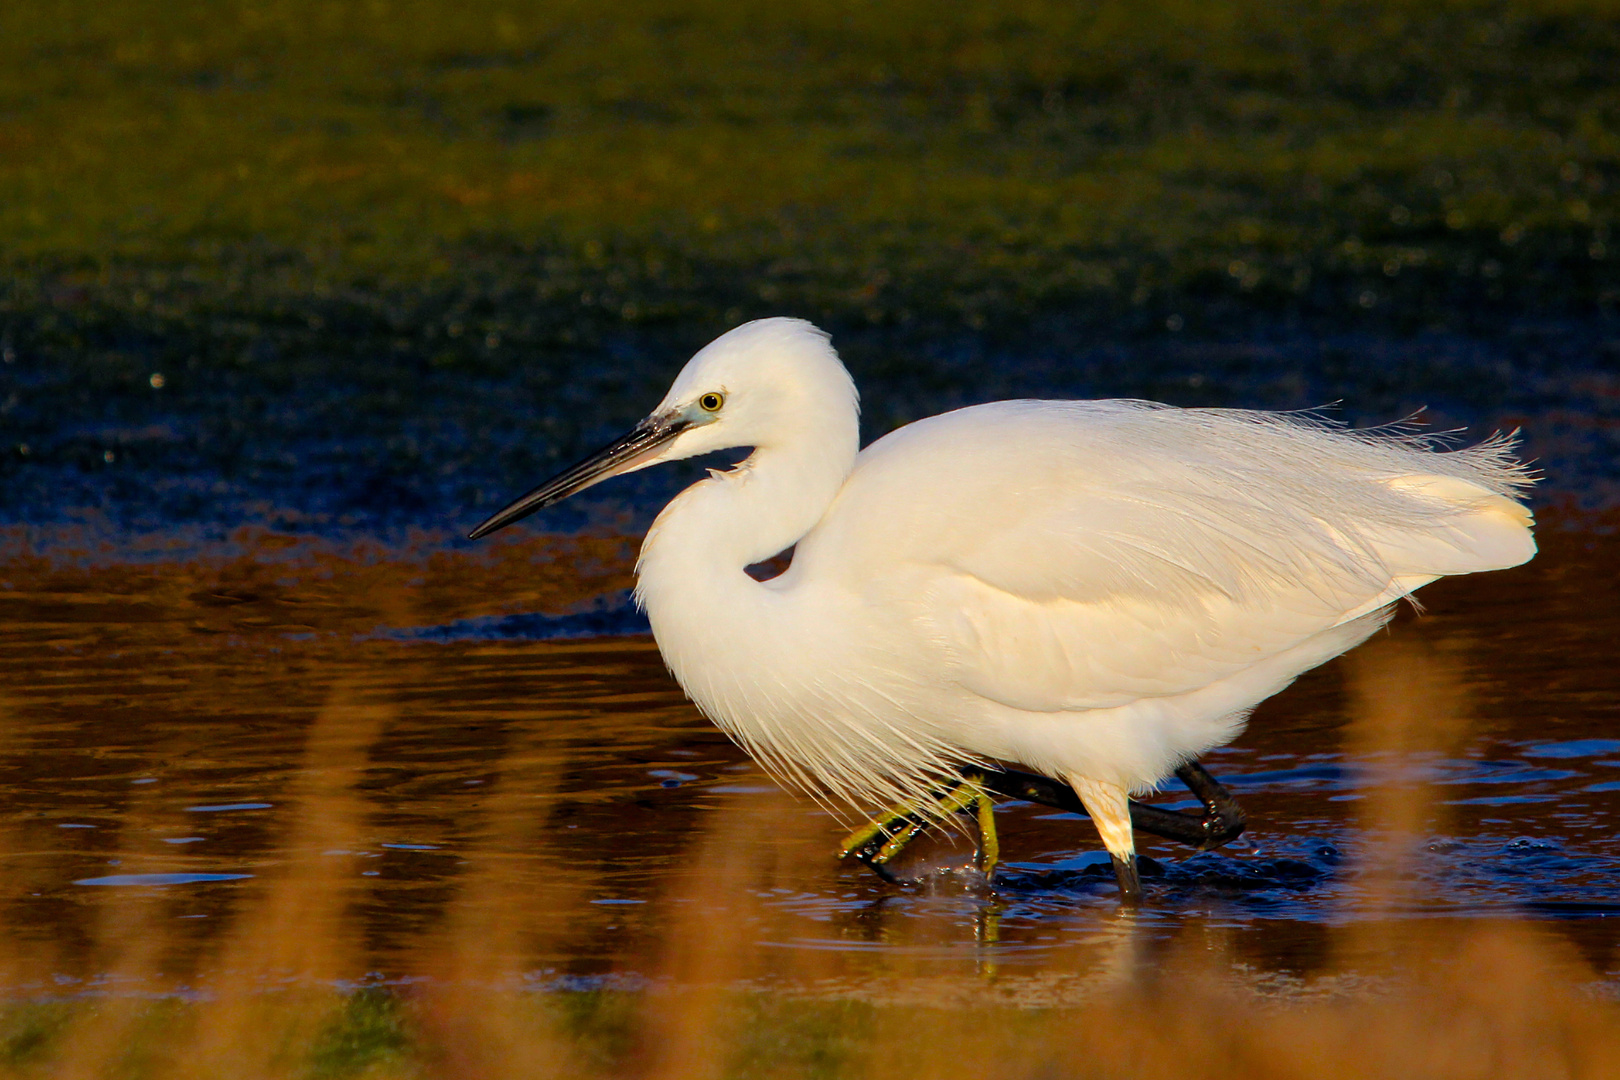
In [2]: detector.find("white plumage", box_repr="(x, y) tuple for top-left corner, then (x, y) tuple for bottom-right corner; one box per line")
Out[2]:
(474, 317), (1535, 871)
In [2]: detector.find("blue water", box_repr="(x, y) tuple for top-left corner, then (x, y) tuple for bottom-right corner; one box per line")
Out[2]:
(5, 316), (1619, 557)
(997, 742), (1620, 920)
(3, 307), (1618, 986)
(74, 873), (253, 887)
(374, 594), (650, 642)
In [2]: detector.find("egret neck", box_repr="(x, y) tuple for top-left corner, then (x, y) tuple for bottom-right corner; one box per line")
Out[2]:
(635, 416), (858, 634)
(632, 393), (861, 774)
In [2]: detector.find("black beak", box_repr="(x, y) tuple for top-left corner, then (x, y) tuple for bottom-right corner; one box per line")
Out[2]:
(467, 414), (690, 540)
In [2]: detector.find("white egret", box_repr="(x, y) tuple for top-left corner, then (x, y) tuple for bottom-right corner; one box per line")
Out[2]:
(470, 318), (1535, 899)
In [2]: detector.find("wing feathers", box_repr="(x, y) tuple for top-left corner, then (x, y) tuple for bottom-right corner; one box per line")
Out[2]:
(808, 400), (1535, 715)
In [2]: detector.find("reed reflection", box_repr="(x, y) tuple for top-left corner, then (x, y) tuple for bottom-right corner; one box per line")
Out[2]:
(49, 763), (204, 1076)
(1339, 628), (1476, 907)
(177, 678), (395, 1073)
(0, 531), (1615, 1075)
(412, 703), (600, 1078)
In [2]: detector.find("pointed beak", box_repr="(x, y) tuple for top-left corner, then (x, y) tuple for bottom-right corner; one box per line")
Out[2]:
(467, 413), (690, 540)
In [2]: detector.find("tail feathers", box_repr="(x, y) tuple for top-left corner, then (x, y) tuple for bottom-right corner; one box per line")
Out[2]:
(1376, 474), (1537, 578)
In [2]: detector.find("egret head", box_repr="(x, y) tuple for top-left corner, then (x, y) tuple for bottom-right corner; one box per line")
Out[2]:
(468, 318), (857, 539)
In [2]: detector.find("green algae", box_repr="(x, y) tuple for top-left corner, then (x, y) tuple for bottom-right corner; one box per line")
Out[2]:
(3, 1), (1620, 541)
(1, 0), (1616, 329)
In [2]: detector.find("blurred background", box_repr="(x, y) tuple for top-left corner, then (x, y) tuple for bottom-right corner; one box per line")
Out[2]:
(1, 2), (1619, 1077)
(3, 0), (1618, 548)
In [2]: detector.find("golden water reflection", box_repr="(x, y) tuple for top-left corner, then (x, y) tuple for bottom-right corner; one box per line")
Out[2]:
(1, 526), (1618, 1075)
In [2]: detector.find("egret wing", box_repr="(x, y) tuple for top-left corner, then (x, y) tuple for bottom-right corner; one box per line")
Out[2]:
(920, 491), (1390, 712)
(798, 399), (1532, 714)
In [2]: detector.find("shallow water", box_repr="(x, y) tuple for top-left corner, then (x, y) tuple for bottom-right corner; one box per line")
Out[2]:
(1, 520), (1616, 1016)
(7, 316), (1620, 555)
(7, 2), (1620, 1066)
(6, 309), (1620, 1070)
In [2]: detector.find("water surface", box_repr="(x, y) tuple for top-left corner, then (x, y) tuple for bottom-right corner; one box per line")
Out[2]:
(2, 523), (1616, 1010)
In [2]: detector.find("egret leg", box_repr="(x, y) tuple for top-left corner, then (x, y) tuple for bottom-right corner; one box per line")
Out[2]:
(1069, 776), (1141, 903)
(966, 761), (1247, 851)
(839, 777), (992, 881)
(975, 783), (999, 876)
(1173, 761), (1247, 847)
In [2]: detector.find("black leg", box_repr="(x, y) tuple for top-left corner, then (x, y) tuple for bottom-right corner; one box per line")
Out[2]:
(962, 760), (1247, 852)
(844, 763), (1247, 891)
(1112, 853), (1142, 903)
(1171, 761), (1247, 849)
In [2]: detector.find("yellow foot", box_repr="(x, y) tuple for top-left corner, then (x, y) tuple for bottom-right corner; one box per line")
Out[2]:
(839, 775), (999, 880)
(975, 783), (999, 876)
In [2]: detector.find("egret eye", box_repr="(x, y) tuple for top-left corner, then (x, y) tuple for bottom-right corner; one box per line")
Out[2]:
(699, 392), (725, 412)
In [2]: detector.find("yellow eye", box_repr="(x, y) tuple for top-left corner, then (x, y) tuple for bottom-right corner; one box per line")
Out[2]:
(699, 392), (725, 412)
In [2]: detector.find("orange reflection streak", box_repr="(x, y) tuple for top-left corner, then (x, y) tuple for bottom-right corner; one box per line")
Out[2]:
(0, 530), (637, 640)
(410, 708), (593, 1079)
(45, 776), (208, 1077)
(1339, 627), (1478, 913)
(163, 676), (397, 1076)
(640, 786), (833, 1080)
(0, 692), (34, 991)
(0, 523), (1615, 1075)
